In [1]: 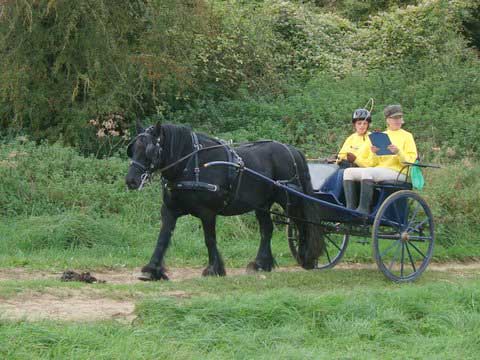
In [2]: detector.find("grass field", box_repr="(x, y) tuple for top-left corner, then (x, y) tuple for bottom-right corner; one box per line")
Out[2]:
(1, 141), (480, 359)
(1, 267), (479, 359)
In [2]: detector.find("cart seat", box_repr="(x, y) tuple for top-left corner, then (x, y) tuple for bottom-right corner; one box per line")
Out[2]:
(307, 163), (339, 191)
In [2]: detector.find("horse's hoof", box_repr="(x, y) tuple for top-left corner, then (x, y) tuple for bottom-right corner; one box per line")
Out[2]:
(300, 261), (317, 270)
(202, 266), (226, 277)
(246, 261), (272, 273)
(246, 261), (258, 273)
(138, 272), (154, 281)
(138, 267), (170, 281)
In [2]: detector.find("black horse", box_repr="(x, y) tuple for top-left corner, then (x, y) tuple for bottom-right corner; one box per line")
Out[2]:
(126, 122), (325, 280)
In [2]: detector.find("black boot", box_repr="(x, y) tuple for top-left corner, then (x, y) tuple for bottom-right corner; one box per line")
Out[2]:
(343, 180), (358, 209)
(356, 180), (374, 215)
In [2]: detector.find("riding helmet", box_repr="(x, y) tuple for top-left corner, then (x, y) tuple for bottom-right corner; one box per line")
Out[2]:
(352, 108), (372, 123)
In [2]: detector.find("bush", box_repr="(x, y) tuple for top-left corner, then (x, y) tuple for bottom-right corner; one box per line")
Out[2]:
(263, 0), (359, 77)
(0, 139), (161, 221)
(355, 0), (472, 70)
(0, 0), (150, 143)
(0, 0), (479, 157)
(309, 0), (419, 22)
(423, 158), (480, 249)
(176, 56), (480, 158)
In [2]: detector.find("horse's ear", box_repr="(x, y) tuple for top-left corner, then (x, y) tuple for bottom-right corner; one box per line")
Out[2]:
(152, 122), (162, 137)
(135, 120), (145, 134)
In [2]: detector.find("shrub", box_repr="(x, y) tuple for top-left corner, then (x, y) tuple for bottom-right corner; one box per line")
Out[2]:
(176, 56), (480, 158)
(0, 139), (161, 221)
(356, 0), (472, 69)
(0, 0), (150, 143)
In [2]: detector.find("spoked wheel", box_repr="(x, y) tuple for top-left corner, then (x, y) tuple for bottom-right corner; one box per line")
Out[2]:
(372, 190), (434, 282)
(287, 223), (349, 269)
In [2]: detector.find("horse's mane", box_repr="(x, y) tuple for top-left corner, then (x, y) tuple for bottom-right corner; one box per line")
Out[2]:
(160, 123), (193, 165)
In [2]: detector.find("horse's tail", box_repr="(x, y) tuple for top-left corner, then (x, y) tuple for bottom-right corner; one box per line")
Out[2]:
(293, 149), (325, 269)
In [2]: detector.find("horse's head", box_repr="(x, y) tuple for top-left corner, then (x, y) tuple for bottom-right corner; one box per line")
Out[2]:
(125, 122), (163, 190)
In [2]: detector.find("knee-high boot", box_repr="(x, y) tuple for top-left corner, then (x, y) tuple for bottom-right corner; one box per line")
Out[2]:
(356, 180), (374, 215)
(343, 180), (358, 210)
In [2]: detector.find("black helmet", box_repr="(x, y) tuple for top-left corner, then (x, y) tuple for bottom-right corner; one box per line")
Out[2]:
(352, 108), (371, 123)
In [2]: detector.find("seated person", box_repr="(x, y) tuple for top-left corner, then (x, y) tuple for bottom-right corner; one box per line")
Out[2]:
(320, 108), (372, 199)
(343, 104), (418, 215)
(336, 108), (373, 168)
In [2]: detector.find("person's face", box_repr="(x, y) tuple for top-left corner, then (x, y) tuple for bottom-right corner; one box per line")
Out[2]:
(386, 115), (404, 130)
(354, 119), (369, 135)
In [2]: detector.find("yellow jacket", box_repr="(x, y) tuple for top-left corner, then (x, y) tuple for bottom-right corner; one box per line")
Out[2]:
(337, 132), (372, 167)
(359, 129), (418, 173)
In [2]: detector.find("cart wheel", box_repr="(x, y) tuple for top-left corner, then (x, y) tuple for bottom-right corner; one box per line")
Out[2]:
(287, 223), (349, 269)
(372, 190), (434, 282)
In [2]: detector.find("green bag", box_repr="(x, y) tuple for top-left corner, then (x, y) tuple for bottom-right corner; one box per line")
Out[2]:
(411, 161), (425, 190)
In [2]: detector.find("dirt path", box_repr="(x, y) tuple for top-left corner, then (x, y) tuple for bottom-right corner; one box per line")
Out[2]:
(0, 262), (478, 322)
(0, 293), (136, 322)
(1, 262), (479, 284)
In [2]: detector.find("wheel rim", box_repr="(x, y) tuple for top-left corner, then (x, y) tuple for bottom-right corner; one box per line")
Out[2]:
(373, 191), (434, 282)
(317, 232), (349, 269)
(288, 224), (348, 269)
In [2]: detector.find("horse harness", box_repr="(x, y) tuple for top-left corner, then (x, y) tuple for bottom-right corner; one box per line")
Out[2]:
(129, 129), (303, 212)
(165, 132), (243, 197)
(128, 128), (239, 191)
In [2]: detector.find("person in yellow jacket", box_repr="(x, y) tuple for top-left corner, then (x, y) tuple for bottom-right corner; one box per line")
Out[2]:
(343, 104), (418, 214)
(336, 108), (372, 168)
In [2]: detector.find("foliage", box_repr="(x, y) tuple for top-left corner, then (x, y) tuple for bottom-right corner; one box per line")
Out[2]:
(189, 1), (284, 100)
(356, 0), (473, 70)
(176, 55), (480, 158)
(0, 139), (159, 219)
(263, 0), (359, 76)
(308, 0), (419, 21)
(461, 0), (480, 49)
(1, 0), (479, 154)
(423, 158), (480, 250)
(0, 0), (150, 145)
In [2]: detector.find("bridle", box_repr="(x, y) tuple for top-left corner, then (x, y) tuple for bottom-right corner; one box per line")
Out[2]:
(127, 127), (162, 190)
(130, 160), (153, 190)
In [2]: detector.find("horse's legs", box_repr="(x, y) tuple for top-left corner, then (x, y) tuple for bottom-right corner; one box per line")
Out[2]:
(201, 214), (226, 277)
(247, 209), (275, 272)
(139, 204), (179, 281)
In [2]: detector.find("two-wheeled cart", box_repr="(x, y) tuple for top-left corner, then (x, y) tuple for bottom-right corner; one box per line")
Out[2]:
(206, 160), (436, 282)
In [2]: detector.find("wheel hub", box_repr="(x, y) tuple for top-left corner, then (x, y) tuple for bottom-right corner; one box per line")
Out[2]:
(401, 231), (409, 242)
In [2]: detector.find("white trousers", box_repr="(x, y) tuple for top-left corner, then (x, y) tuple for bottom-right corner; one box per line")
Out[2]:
(343, 167), (406, 182)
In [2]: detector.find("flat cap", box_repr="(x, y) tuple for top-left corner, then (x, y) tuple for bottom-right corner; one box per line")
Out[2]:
(384, 104), (403, 118)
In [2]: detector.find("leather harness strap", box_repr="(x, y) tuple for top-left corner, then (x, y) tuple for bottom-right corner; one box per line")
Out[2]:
(166, 133), (242, 195)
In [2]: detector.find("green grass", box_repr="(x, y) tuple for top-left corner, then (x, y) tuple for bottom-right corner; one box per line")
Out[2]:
(1, 270), (479, 359)
(1, 140), (480, 358)
(1, 214), (478, 272)
(1, 140), (479, 271)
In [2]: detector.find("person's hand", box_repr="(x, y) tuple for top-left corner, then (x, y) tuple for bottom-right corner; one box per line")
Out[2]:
(371, 146), (379, 154)
(346, 152), (356, 163)
(388, 144), (399, 154)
